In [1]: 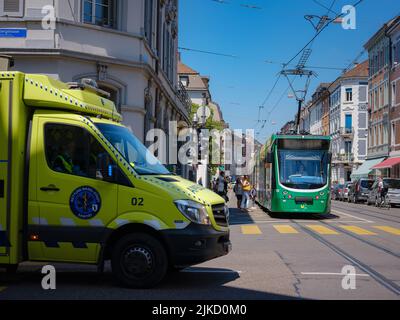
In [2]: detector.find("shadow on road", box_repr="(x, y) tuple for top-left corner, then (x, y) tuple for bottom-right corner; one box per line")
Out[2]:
(228, 207), (258, 225)
(267, 211), (340, 221)
(0, 265), (302, 300)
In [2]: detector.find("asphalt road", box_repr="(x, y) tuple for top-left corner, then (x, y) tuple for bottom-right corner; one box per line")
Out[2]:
(1, 194), (400, 300)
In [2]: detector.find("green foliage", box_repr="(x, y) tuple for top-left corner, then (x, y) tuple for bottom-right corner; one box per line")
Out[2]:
(190, 103), (226, 166)
(190, 103), (225, 131)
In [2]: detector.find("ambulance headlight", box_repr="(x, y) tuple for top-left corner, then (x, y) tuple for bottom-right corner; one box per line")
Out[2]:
(174, 200), (211, 225)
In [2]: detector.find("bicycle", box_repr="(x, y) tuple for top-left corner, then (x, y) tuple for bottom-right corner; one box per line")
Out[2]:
(375, 194), (391, 210)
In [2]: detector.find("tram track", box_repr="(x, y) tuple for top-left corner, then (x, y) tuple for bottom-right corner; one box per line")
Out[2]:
(318, 220), (400, 259)
(333, 200), (400, 218)
(333, 202), (400, 224)
(291, 220), (400, 296)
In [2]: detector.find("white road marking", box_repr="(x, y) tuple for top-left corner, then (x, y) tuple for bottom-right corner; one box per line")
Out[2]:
(182, 269), (242, 274)
(301, 272), (369, 277)
(331, 210), (373, 223)
(324, 220), (372, 224)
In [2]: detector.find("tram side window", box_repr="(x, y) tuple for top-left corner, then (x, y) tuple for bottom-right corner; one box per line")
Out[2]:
(44, 123), (116, 181)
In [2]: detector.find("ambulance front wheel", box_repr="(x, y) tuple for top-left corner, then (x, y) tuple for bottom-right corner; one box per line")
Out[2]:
(111, 233), (168, 288)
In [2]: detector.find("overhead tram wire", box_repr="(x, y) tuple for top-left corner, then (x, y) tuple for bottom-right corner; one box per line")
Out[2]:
(209, 0), (263, 10)
(179, 47), (349, 70)
(266, 48), (368, 140)
(285, 0), (364, 67)
(312, 0), (339, 16)
(259, 0), (364, 137)
(258, 0), (338, 133)
(181, 0), (365, 138)
(178, 47), (238, 58)
(262, 78), (297, 135)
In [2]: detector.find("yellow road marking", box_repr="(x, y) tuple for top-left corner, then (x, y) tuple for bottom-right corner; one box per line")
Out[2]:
(241, 225), (262, 235)
(274, 225), (299, 234)
(373, 226), (400, 236)
(340, 225), (377, 235)
(0, 287), (6, 293)
(306, 225), (339, 235)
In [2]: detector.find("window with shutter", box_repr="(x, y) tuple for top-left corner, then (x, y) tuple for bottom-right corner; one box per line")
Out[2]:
(359, 86), (367, 102)
(0, 0), (24, 17)
(144, 0), (153, 46)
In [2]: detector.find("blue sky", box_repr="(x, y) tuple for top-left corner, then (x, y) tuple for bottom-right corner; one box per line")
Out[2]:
(179, 0), (400, 142)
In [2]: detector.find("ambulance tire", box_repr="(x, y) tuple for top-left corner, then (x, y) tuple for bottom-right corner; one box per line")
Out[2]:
(111, 233), (168, 288)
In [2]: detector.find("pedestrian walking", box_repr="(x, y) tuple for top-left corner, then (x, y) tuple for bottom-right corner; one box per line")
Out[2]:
(216, 171), (228, 201)
(249, 186), (257, 210)
(241, 175), (251, 210)
(233, 177), (243, 209)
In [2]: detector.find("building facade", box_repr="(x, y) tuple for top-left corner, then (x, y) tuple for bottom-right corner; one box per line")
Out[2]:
(0, 0), (192, 177)
(178, 59), (229, 186)
(308, 83), (330, 136)
(299, 102), (311, 134)
(321, 84), (331, 136)
(364, 19), (394, 168)
(329, 61), (369, 184)
(388, 17), (400, 177)
(280, 120), (296, 134)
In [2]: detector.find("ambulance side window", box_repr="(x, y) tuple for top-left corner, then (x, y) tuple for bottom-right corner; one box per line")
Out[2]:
(44, 123), (131, 186)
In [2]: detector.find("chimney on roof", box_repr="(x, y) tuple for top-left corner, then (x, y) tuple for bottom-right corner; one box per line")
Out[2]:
(178, 52), (181, 62)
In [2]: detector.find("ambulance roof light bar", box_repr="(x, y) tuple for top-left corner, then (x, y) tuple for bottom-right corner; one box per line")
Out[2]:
(67, 78), (111, 99)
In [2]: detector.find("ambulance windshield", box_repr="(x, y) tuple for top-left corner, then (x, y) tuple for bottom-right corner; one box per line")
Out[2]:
(95, 123), (171, 176)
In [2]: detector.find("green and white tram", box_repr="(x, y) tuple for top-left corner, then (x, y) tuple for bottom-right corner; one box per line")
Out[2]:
(253, 134), (332, 214)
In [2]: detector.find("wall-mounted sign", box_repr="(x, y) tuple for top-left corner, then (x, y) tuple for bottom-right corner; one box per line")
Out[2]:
(0, 28), (27, 38)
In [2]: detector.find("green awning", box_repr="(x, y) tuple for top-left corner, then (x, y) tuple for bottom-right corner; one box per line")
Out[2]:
(351, 157), (386, 180)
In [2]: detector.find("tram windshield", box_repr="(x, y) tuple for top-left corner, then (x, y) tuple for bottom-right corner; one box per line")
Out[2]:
(277, 139), (330, 190)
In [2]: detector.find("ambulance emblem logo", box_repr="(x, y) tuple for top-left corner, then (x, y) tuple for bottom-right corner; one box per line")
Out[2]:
(70, 186), (101, 219)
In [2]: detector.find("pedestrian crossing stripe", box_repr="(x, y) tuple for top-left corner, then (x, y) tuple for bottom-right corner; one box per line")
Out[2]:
(273, 225), (299, 234)
(239, 224), (400, 236)
(241, 225), (262, 235)
(373, 226), (400, 236)
(340, 226), (377, 235)
(306, 225), (339, 235)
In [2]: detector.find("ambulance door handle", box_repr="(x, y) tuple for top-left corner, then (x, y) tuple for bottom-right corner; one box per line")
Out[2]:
(0, 180), (4, 198)
(40, 185), (60, 192)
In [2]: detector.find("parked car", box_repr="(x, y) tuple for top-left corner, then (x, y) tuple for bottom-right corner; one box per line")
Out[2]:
(349, 178), (374, 203)
(367, 178), (400, 207)
(340, 182), (353, 201)
(332, 184), (344, 200)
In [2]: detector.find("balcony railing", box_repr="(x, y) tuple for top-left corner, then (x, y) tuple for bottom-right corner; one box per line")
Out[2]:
(339, 127), (354, 138)
(177, 82), (192, 114)
(333, 153), (354, 163)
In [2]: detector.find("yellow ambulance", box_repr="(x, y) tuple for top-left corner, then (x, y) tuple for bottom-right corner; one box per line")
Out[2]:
(0, 67), (231, 288)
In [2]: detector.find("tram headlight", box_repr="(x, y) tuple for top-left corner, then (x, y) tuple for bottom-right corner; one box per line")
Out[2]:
(174, 200), (211, 225)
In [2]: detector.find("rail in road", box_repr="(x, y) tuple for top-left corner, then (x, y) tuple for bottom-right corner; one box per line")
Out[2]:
(229, 198), (400, 298)
(0, 198), (399, 300)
